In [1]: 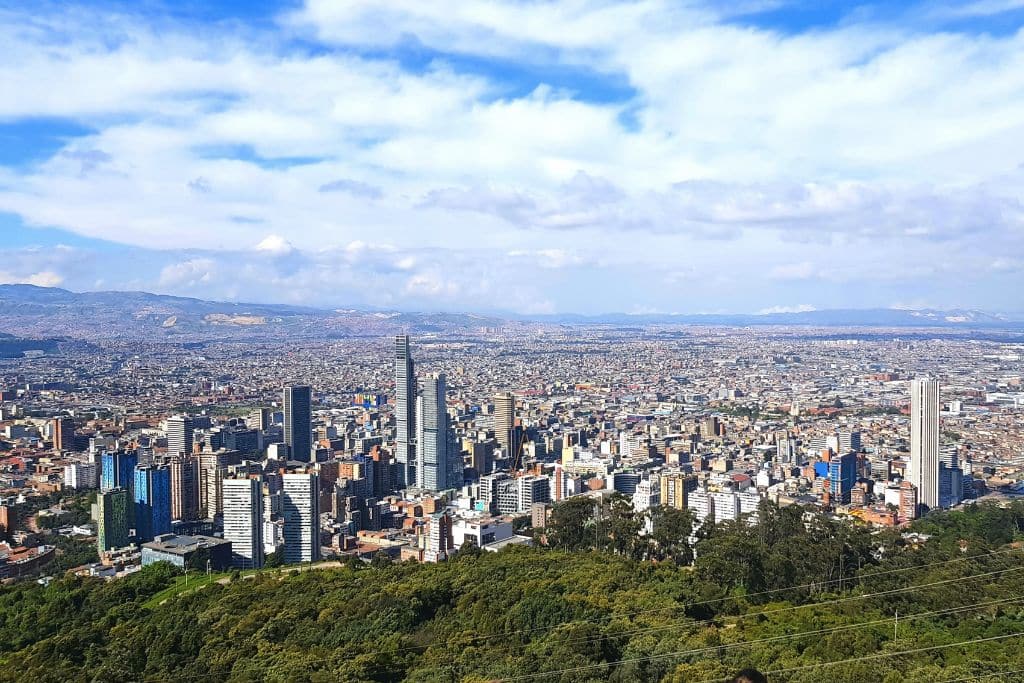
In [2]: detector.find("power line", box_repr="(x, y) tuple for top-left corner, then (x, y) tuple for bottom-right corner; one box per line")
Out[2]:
(944, 668), (1024, 682)
(745, 632), (1024, 683)
(494, 595), (1024, 682)
(486, 563), (1024, 657)
(421, 544), (1024, 653)
(156, 565), (1024, 683)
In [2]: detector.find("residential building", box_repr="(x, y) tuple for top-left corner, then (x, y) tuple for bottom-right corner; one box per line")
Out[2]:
(282, 472), (320, 563)
(222, 475), (264, 569)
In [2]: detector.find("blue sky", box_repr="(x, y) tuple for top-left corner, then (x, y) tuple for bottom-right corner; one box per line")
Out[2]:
(1, 0), (1023, 314)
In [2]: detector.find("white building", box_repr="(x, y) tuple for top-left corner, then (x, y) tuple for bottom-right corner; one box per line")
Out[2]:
(688, 490), (713, 524)
(632, 477), (660, 512)
(282, 472), (320, 563)
(710, 491), (739, 522)
(452, 516), (514, 549)
(222, 475), (264, 569)
(517, 475), (550, 512)
(63, 462), (98, 490)
(909, 379), (940, 511)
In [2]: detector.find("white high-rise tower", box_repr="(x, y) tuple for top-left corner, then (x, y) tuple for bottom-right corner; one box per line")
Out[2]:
(282, 472), (320, 563)
(909, 379), (940, 512)
(222, 475), (264, 569)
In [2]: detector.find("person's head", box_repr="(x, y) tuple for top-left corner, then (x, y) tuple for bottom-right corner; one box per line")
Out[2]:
(732, 669), (767, 683)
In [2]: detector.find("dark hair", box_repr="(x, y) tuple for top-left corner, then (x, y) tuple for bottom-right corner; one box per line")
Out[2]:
(732, 669), (767, 683)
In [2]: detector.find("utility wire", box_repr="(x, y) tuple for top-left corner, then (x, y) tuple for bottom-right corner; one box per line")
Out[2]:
(495, 595), (1024, 682)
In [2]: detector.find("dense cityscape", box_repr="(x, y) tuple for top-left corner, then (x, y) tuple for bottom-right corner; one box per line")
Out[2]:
(3, 322), (1023, 578)
(4, 0), (1024, 679)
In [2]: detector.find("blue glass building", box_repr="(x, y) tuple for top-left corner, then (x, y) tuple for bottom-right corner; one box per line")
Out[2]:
(828, 452), (857, 504)
(100, 450), (138, 493)
(134, 465), (172, 542)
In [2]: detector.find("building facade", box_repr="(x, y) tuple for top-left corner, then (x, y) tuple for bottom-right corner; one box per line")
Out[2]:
(394, 335), (417, 487)
(283, 385), (312, 462)
(909, 379), (940, 511)
(222, 475), (264, 569)
(282, 472), (320, 563)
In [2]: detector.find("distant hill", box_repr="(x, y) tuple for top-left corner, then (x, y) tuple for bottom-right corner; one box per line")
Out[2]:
(531, 308), (1020, 327)
(0, 284), (507, 341)
(0, 284), (1021, 341)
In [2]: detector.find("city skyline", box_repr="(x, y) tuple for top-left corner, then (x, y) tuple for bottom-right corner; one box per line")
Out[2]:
(2, 1), (1024, 315)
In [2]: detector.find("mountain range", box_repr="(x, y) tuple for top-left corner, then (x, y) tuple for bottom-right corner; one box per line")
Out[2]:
(0, 284), (1022, 342)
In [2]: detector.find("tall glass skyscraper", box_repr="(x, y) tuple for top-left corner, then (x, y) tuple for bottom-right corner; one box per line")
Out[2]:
(101, 450), (138, 493)
(283, 385), (312, 462)
(394, 335), (416, 487)
(134, 464), (172, 542)
(417, 372), (459, 492)
(828, 451), (857, 504)
(909, 378), (940, 512)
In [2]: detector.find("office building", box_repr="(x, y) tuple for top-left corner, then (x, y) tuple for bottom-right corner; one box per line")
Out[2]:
(169, 454), (199, 521)
(222, 475), (264, 569)
(828, 451), (857, 504)
(899, 481), (919, 521)
(909, 379), (940, 511)
(838, 431), (862, 453)
(166, 416), (195, 457)
(282, 472), (320, 563)
(417, 373), (458, 492)
(661, 472), (696, 510)
(141, 534), (231, 570)
(517, 475), (550, 511)
(423, 511), (454, 563)
(283, 385), (312, 462)
(63, 462), (98, 490)
(395, 335), (416, 487)
(494, 392), (515, 453)
(198, 450), (242, 518)
(52, 417), (75, 452)
(100, 450), (138, 493)
(134, 465), (172, 543)
(97, 487), (130, 553)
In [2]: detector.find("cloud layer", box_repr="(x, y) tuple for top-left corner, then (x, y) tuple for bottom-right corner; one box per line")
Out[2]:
(0, 1), (1023, 313)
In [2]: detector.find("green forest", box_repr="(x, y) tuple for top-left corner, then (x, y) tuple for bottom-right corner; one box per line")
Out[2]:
(3, 500), (1024, 682)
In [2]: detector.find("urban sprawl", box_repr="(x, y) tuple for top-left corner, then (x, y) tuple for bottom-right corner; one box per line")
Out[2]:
(2, 327), (1024, 580)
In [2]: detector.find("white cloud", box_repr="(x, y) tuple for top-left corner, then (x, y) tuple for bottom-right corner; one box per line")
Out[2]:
(158, 259), (216, 288)
(255, 234), (295, 255)
(1, 2), (1024, 312)
(758, 304), (817, 315)
(0, 270), (65, 287)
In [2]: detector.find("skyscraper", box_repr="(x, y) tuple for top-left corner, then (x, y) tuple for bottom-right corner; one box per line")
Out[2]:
(134, 465), (172, 542)
(417, 373), (458, 492)
(52, 417), (75, 452)
(283, 386), (312, 462)
(282, 472), (320, 563)
(222, 475), (264, 569)
(828, 451), (857, 504)
(494, 392), (515, 453)
(169, 454), (199, 521)
(166, 415), (195, 457)
(909, 379), (940, 512)
(97, 487), (130, 552)
(198, 450), (243, 518)
(101, 450), (138, 493)
(394, 335), (416, 487)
